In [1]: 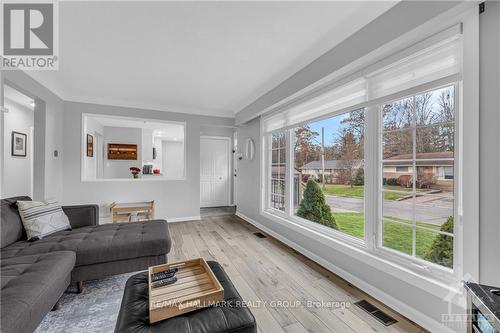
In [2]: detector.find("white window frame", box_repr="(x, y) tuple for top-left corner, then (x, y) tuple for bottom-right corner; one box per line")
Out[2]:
(263, 82), (461, 282)
(266, 132), (287, 214)
(375, 83), (459, 281)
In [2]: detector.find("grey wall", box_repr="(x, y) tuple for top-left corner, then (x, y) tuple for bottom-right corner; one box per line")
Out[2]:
(2, 70), (64, 202)
(479, 1), (500, 286)
(235, 1), (461, 124)
(62, 101), (234, 220)
(103, 126), (142, 179)
(162, 141), (184, 180)
(3, 99), (33, 197)
(83, 116), (104, 180)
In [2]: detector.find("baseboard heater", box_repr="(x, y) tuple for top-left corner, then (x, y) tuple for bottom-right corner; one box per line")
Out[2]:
(355, 300), (397, 326)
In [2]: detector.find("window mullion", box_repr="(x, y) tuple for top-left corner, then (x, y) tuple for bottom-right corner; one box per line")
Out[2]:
(285, 129), (293, 217)
(365, 105), (378, 251)
(412, 96), (417, 258)
(269, 137), (274, 211)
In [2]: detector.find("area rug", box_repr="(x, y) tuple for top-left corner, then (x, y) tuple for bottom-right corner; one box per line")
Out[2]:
(35, 272), (137, 333)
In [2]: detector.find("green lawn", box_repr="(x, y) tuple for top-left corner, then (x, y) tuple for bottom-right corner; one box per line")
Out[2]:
(333, 212), (440, 257)
(321, 184), (412, 201)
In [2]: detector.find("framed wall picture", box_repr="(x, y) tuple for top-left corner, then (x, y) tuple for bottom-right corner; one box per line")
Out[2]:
(87, 134), (94, 157)
(11, 131), (27, 157)
(107, 143), (137, 160)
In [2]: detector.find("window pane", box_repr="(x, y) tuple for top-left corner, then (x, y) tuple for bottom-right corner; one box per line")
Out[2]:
(270, 131), (287, 211)
(415, 86), (454, 126)
(382, 129), (413, 160)
(382, 197), (414, 223)
(293, 109), (365, 239)
(382, 162), (414, 193)
(383, 220), (412, 255)
(416, 228), (453, 268)
(279, 148), (286, 164)
(272, 133), (280, 149)
(272, 149), (279, 164)
(414, 194), (454, 228)
(416, 124), (454, 157)
(383, 97), (413, 130)
(415, 164), (454, 194)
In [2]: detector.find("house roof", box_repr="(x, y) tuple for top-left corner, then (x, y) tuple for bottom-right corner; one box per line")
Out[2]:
(300, 151), (453, 170)
(300, 160), (363, 170)
(384, 151), (453, 166)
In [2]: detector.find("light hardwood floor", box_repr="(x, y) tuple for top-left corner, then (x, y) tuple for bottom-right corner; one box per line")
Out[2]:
(168, 215), (427, 333)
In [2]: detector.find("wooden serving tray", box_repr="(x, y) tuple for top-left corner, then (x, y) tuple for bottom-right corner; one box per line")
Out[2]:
(148, 258), (224, 323)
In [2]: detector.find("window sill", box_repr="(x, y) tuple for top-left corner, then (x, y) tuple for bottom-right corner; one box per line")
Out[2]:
(81, 177), (186, 182)
(261, 209), (464, 304)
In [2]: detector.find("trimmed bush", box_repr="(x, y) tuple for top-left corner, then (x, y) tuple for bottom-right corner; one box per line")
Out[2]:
(297, 180), (337, 229)
(385, 178), (399, 186)
(353, 169), (364, 186)
(424, 216), (454, 268)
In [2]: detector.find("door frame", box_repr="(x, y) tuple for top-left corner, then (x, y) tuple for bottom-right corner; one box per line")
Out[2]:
(200, 135), (232, 207)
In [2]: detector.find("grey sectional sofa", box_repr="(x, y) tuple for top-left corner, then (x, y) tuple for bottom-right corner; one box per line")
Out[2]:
(0, 196), (171, 333)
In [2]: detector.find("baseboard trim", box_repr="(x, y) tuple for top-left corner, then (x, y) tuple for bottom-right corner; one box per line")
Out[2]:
(235, 211), (455, 333)
(167, 216), (201, 223)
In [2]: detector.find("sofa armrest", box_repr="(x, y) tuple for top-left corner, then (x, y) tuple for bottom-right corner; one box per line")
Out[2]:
(62, 204), (99, 228)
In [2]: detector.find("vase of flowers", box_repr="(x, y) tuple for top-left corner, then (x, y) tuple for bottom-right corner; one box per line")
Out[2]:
(130, 167), (141, 179)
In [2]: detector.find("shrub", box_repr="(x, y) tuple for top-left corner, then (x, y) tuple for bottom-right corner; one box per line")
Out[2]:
(386, 178), (398, 186)
(297, 180), (337, 229)
(416, 169), (437, 189)
(424, 216), (454, 268)
(397, 175), (412, 188)
(353, 169), (364, 186)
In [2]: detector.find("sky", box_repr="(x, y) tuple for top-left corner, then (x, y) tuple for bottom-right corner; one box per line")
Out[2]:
(307, 114), (346, 146)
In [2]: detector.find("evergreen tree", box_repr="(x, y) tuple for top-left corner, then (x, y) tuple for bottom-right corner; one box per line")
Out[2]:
(297, 180), (337, 229)
(424, 216), (454, 268)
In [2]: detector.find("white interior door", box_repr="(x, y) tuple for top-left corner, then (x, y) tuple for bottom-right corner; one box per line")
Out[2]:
(200, 137), (230, 207)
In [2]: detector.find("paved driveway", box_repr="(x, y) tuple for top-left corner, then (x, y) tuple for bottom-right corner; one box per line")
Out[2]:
(326, 195), (453, 226)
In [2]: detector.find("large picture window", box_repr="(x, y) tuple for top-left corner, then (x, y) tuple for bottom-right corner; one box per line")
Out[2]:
(262, 27), (466, 279)
(264, 85), (456, 273)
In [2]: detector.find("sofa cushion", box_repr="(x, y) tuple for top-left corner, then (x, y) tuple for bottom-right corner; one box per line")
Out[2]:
(115, 261), (257, 333)
(1, 220), (170, 266)
(0, 196), (31, 248)
(1, 251), (75, 333)
(17, 200), (72, 240)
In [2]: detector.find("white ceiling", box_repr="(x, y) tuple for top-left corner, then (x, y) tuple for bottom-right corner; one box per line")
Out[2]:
(28, 1), (397, 117)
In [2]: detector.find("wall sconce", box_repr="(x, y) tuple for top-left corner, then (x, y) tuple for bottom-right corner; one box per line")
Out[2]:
(245, 138), (255, 161)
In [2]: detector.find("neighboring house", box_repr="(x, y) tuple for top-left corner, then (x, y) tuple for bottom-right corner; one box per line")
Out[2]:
(300, 160), (363, 184)
(383, 151), (454, 191)
(300, 152), (453, 191)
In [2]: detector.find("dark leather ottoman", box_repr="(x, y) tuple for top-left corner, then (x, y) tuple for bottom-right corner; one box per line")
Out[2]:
(115, 261), (257, 333)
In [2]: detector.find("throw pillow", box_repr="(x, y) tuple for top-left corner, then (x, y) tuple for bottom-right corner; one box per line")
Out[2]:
(17, 200), (71, 240)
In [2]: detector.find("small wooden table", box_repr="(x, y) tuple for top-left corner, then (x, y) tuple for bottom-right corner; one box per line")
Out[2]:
(110, 201), (155, 223)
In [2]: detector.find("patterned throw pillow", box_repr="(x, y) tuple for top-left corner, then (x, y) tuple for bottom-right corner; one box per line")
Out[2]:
(17, 200), (71, 240)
